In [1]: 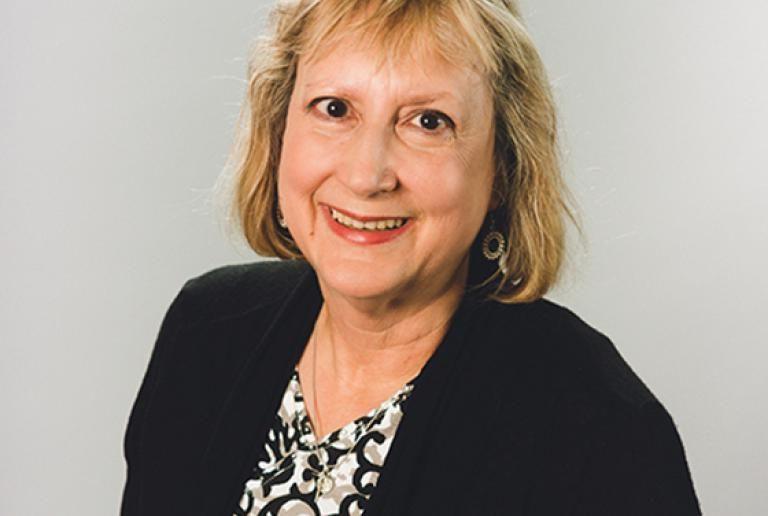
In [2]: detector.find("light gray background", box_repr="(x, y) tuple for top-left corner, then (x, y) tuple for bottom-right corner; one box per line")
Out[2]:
(2, 1), (766, 514)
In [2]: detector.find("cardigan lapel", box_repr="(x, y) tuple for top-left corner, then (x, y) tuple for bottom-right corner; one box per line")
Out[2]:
(198, 264), (322, 514)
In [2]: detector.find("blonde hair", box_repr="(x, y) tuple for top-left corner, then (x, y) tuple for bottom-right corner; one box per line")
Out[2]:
(225, 0), (580, 303)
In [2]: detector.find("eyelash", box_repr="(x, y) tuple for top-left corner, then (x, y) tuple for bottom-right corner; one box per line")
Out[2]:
(308, 97), (455, 134)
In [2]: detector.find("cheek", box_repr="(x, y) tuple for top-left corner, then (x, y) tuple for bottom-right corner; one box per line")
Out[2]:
(278, 117), (316, 197)
(277, 113), (347, 201)
(276, 117), (318, 249)
(407, 151), (493, 223)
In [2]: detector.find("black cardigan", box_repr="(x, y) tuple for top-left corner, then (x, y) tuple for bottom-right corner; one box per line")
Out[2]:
(120, 260), (701, 515)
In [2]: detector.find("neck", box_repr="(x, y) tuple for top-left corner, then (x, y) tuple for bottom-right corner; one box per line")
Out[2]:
(312, 259), (468, 389)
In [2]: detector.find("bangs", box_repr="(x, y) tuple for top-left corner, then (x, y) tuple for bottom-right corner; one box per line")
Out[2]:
(296, 0), (498, 77)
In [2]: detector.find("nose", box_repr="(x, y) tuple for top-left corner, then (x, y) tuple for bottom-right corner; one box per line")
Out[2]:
(336, 125), (399, 197)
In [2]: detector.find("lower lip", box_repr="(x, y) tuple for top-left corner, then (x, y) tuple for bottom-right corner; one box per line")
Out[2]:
(322, 206), (412, 245)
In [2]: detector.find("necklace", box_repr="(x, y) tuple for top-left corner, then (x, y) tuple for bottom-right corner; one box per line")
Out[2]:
(253, 368), (408, 500)
(246, 318), (416, 503)
(303, 307), (452, 499)
(307, 330), (385, 498)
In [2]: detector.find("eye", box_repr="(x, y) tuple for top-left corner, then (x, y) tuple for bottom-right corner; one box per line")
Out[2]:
(409, 110), (454, 133)
(311, 98), (349, 119)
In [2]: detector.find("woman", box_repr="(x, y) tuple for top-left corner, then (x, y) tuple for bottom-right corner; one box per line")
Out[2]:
(121, 1), (702, 514)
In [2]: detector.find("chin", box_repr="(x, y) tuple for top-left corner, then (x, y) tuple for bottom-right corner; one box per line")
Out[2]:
(315, 261), (406, 301)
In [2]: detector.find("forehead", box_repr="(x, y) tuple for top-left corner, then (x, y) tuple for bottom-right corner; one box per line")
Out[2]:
(299, 36), (484, 93)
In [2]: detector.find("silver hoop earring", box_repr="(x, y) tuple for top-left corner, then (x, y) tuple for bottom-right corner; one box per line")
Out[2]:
(482, 217), (506, 261)
(276, 204), (288, 228)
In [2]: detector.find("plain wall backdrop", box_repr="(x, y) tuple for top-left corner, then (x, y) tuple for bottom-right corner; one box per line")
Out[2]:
(2, 1), (766, 514)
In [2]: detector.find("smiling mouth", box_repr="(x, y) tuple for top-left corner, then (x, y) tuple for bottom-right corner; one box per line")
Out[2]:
(328, 206), (409, 231)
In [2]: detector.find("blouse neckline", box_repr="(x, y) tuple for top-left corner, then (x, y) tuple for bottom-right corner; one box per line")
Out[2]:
(291, 368), (416, 446)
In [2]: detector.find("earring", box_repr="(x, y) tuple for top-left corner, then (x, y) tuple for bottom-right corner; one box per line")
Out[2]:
(276, 204), (288, 228)
(482, 216), (506, 262)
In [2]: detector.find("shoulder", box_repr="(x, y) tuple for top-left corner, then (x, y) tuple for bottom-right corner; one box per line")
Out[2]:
(172, 259), (312, 324)
(464, 298), (701, 512)
(480, 296), (657, 412)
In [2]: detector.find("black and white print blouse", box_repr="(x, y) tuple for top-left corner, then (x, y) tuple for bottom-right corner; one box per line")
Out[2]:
(234, 369), (415, 516)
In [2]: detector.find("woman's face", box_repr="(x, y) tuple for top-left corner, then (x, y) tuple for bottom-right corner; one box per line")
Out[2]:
(277, 35), (496, 304)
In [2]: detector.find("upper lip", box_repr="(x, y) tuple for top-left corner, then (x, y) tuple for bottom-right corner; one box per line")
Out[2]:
(323, 203), (409, 221)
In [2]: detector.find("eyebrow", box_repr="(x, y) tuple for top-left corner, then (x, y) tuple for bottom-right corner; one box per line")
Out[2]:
(302, 81), (460, 107)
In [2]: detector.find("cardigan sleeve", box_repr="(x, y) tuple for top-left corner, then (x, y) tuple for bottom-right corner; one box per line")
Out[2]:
(120, 283), (189, 515)
(571, 401), (702, 516)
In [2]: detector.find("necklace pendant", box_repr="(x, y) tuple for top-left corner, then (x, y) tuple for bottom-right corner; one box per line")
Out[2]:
(316, 471), (334, 496)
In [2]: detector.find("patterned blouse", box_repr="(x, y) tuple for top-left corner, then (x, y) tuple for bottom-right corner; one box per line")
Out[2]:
(234, 369), (415, 516)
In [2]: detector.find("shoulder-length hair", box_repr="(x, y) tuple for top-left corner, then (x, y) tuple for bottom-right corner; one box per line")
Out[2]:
(223, 0), (580, 303)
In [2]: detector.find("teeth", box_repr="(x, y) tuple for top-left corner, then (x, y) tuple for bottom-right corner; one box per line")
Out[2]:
(330, 207), (406, 231)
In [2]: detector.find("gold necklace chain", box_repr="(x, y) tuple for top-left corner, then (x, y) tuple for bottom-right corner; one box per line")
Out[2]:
(250, 304), (454, 502)
(307, 329), (397, 499)
(248, 312), (418, 502)
(304, 307), (432, 499)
